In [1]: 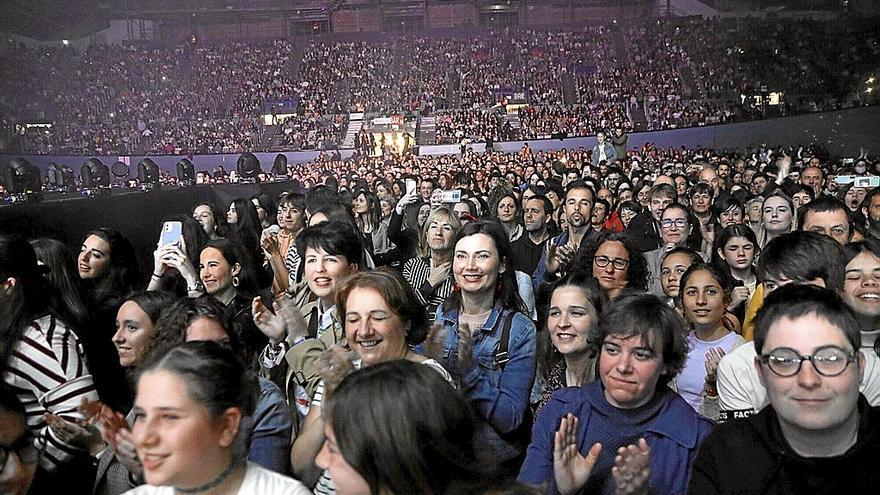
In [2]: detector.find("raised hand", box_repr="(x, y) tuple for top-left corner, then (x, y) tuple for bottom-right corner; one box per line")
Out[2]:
(704, 347), (726, 385)
(427, 261), (452, 287)
(423, 323), (448, 362)
(612, 438), (651, 495)
(114, 427), (143, 477)
(319, 345), (356, 400)
(274, 296), (308, 342)
(553, 413), (602, 495)
(729, 285), (750, 310)
(45, 412), (103, 455)
(252, 296), (286, 345)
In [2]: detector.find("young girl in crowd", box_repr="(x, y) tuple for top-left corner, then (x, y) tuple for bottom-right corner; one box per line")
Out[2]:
(124, 341), (309, 494)
(676, 263), (744, 421)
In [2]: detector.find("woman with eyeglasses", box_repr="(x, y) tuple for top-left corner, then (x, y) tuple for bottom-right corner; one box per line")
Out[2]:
(573, 231), (648, 300)
(0, 390), (38, 495)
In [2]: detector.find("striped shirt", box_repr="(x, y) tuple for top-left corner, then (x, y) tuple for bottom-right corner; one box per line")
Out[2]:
(2, 314), (100, 472)
(402, 256), (453, 321)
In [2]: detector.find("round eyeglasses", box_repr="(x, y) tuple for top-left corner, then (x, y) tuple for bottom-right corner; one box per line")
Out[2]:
(758, 345), (856, 378)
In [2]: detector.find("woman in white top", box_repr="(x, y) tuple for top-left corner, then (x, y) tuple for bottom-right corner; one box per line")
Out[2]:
(124, 341), (310, 495)
(291, 269), (452, 494)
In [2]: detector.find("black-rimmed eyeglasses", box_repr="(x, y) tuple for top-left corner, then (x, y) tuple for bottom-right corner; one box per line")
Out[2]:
(594, 256), (629, 270)
(758, 345), (856, 377)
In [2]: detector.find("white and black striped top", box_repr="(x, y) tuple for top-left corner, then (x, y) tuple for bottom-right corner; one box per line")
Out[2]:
(2, 314), (100, 472)
(402, 256), (454, 321)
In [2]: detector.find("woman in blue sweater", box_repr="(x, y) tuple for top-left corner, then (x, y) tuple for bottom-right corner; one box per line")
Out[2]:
(519, 293), (712, 495)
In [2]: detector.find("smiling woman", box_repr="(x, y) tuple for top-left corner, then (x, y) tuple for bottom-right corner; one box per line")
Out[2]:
(125, 341), (310, 495)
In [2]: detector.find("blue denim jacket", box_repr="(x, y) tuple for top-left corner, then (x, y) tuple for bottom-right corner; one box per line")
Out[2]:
(432, 304), (537, 462)
(244, 377), (293, 474)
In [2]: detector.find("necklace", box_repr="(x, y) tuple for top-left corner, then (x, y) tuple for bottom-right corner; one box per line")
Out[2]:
(175, 457), (242, 494)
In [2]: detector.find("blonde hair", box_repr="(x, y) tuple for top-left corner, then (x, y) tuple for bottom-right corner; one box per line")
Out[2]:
(418, 207), (462, 258)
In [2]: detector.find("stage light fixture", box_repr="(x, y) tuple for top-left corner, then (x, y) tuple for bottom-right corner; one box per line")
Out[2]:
(237, 152), (261, 182)
(111, 161), (130, 180)
(177, 158), (195, 187)
(47, 163), (76, 191)
(81, 158), (110, 190)
(271, 154), (288, 178)
(137, 158), (160, 190)
(0, 157), (41, 201)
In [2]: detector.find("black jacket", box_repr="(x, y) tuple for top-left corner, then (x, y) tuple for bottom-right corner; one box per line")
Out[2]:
(688, 395), (880, 494)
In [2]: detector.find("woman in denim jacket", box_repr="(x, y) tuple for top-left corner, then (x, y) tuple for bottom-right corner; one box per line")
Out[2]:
(429, 221), (537, 476)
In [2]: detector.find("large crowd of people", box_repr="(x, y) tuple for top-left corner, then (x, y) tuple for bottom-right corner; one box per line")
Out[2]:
(4, 129), (880, 493)
(2, 17), (877, 156)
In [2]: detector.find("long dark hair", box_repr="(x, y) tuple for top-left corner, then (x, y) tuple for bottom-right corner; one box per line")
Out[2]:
(82, 227), (140, 305)
(326, 360), (496, 495)
(442, 221), (525, 314)
(0, 235), (72, 368)
(229, 198), (262, 260)
(536, 271), (606, 383)
(30, 238), (89, 330)
(711, 224), (758, 278)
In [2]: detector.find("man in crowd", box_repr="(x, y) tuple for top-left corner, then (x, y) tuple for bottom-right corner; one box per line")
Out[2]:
(716, 232), (880, 421)
(690, 284), (880, 493)
(861, 186), (880, 239)
(510, 194), (553, 276)
(800, 164), (826, 197)
(798, 196), (852, 245)
(624, 183), (676, 253)
(533, 180), (597, 287)
(591, 130), (617, 165)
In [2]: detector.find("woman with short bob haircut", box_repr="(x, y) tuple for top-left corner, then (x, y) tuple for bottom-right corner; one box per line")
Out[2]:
(318, 360), (510, 495)
(519, 293), (711, 495)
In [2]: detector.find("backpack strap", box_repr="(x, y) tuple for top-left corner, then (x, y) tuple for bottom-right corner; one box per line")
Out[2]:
(494, 311), (516, 370)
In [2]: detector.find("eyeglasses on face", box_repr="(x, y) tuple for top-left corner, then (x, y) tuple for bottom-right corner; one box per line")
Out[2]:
(758, 345), (856, 378)
(660, 218), (688, 229)
(594, 255), (629, 270)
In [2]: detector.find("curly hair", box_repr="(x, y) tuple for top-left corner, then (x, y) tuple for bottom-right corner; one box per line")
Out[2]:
(572, 231), (649, 293)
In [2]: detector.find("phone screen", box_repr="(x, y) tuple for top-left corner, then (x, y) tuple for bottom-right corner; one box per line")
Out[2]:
(405, 179), (417, 195)
(159, 221), (183, 246)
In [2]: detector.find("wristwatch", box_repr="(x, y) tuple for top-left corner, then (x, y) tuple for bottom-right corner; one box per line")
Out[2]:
(187, 280), (205, 293)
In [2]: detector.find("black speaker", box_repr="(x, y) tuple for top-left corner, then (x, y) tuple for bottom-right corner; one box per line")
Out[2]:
(0, 157), (41, 194)
(237, 152), (261, 181)
(81, 158), (110, 188)
(137, 158), (160, 188)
